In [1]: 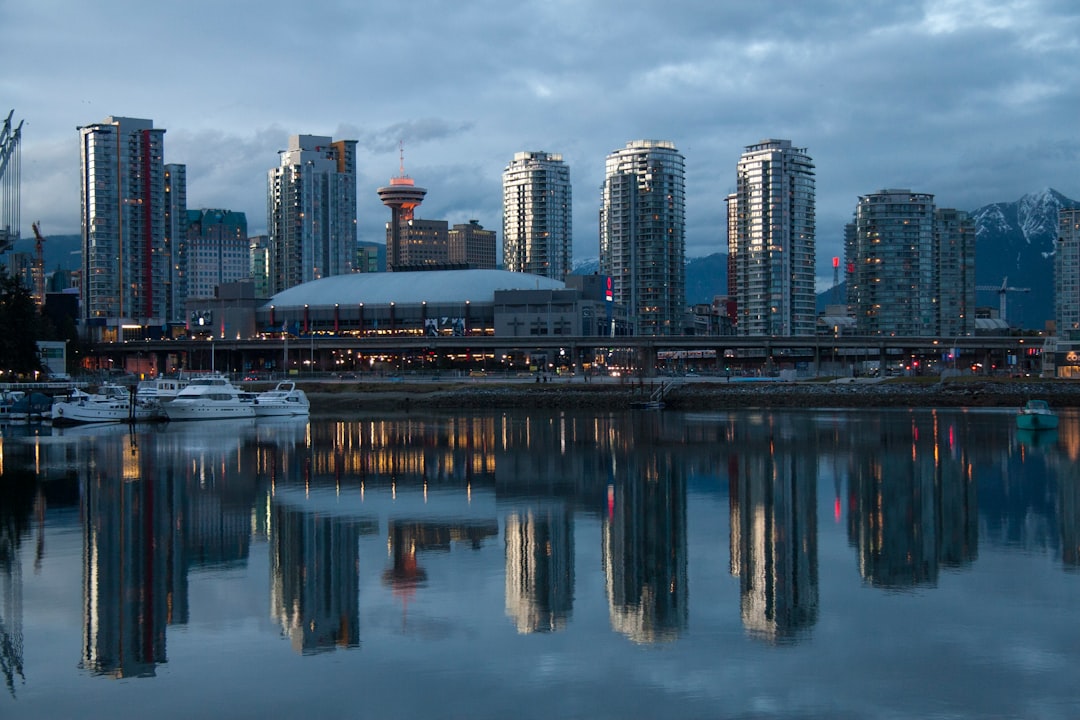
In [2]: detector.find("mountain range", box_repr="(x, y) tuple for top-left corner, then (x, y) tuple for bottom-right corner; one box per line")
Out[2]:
(15, 189), (1075, 330)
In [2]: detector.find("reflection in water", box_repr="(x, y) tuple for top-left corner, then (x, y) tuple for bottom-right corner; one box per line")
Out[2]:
(728, 415), (818, 644)
(0, 407), (1077, 691)
(81, 458), (170, 677)
(504, 506), (574, 633)
(0, 470), (35, 696)
(845, 413), (978, 589)
(383, 519), (500, 624)
(603, 453), (687, 644)
(271, 504), (373, 655)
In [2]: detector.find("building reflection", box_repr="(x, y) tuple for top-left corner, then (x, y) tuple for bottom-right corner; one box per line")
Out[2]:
(728, 414), (819, 644)
(504, 506), (574, 633)
(382, 519), (500, 612)
(846, 413), (977, 588)
(270, 503), (375, 654)
(603, 454), (687, 644)
(0, 469), (36, 696)
(81, 447), (170, 677)
(78, 423), (261, 677)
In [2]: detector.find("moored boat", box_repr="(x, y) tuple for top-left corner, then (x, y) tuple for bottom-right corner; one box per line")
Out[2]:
(163, 374), (255, 421)
(1016, 399), (1058, 430)
(251, 381), (310, 417)
(50, 383), (163, 425)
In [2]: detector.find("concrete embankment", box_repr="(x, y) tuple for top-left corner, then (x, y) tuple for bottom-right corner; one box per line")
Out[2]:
(300, 378), (1080, 415)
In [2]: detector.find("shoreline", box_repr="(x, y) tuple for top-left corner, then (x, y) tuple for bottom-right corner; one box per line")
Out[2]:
(299, 377), (1080, 414)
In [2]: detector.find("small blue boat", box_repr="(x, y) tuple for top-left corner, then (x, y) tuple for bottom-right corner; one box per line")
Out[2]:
(1016, 399), (1058, 430)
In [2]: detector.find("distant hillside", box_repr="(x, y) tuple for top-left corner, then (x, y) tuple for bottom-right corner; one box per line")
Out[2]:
(9, 233), (81, 272)
(572, 253), (727, 304)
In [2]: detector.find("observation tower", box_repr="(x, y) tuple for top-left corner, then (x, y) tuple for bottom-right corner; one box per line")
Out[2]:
(377, 146), (427, 271)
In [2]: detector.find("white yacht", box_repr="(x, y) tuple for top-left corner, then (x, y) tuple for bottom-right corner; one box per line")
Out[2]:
(50, 384), (163, 425)
(136, 375), (191, 404)
(252, 381), (310, 417)
(163, 374), (256, 421)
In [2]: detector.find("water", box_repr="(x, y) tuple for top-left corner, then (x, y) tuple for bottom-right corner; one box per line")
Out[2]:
(1, 408), (1078, 719)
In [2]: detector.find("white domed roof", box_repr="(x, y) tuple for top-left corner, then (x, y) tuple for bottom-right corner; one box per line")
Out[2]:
(265, 269), (565, 309)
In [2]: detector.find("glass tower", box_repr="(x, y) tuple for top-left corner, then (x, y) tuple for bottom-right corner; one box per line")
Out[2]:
(267, 135), (357, 294)
(727, 139), (816, 336)
(502, 152), (572, 280)
(78, 116), (168, 337)
(600, 140), (685, 336)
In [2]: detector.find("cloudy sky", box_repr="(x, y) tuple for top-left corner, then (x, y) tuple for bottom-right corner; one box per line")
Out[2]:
(4, 0), (1079, 287)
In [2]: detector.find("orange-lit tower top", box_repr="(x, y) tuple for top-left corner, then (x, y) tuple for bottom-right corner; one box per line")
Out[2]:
(377, 143), (427, 270)
(377, 143), (427, 218)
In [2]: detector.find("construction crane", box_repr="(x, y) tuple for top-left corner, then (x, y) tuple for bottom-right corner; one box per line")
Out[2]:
(31, 221), (45, 306)
(975, 276), (1031, 325)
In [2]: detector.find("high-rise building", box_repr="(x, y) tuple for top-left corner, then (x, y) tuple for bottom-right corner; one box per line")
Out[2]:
(845, 189), (974, 337)
(935, 208), (976, 338)
(599, 140), (685, 336)
(249, 235), (270, 297)
(727, 139), (816, 337)
(267, 134), (357, 293)
(78, 116), (168, 339)
(377, 158), (427, 272)
(502, 151), (572, 280)
(1056, 208), (1080, 338)
(449, 220), (497, 269)
(385, 218), (449, 270)
(185, 209), (249, 303)
(164, 163), (188, 325)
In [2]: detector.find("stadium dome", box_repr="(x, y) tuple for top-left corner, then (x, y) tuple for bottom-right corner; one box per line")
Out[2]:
(265, 269), (566, 310)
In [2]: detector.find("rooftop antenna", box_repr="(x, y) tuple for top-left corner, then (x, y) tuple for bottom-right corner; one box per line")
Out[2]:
(398, 140), (407, 178)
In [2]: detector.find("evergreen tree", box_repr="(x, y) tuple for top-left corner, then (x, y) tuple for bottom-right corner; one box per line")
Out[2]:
(0, 272), (43, 376)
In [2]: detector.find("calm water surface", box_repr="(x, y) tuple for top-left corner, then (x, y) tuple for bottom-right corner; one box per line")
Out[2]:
(1, 408), (1078, 719)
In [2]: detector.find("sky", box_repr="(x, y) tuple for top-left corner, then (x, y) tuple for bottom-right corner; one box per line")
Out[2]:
(3, 0), (1079, 289)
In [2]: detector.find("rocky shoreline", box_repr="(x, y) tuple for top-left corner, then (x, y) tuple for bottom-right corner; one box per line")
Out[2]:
(302, 378), (1080, 414)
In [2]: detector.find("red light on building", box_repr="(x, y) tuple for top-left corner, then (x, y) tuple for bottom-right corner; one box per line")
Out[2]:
(832, 256), (839, 269)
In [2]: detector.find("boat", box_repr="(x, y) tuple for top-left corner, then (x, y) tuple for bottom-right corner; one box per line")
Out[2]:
(7, 391), (54, 422)
(251, 381), (310, 417)
(1016, 399), (1058, 430)
(162, 374), (256, 421)
(50, 383), (164, 425)
(136, 375), (191, 404)
(0, 389), (26, 420)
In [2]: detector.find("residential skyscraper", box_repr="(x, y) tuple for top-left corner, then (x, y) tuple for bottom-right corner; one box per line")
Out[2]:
(78, 116), (168, 340)
(935, 207), (976, 338)
(502, 151), (571, 280)
(599, 140), (685, 336)
(164, 163), (188, 326)
(267, 134), (357, 294)
(1056, 208), (1080, 338)
(727, 139), (816, 336)
(844, 190), (975, 336)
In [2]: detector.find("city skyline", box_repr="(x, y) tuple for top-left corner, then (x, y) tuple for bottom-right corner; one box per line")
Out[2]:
(6, 1), (1079, 291)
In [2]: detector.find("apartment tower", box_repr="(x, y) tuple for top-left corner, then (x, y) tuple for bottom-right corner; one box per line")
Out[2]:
(78, 116), (168, 340)
(599, 140), (685, 336)
(1056, 208), (1080, 338)
(267, 134), (357, 293)
(845, 189), (974, 337)
(502, 151), (572, 280)
(727, 139), (816, 336)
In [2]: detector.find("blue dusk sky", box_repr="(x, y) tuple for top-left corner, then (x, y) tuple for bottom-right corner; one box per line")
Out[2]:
(4, 0), (1079, 287)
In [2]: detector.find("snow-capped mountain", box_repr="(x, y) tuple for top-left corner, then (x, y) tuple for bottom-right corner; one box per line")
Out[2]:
(972, 188), (1076, 329)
